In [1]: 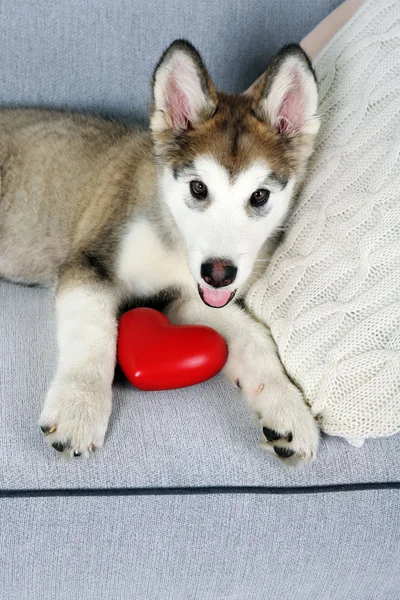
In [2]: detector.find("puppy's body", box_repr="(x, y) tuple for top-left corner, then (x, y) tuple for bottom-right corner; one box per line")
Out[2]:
(0, 110), (151, 284)
(0, 41), (321, 464)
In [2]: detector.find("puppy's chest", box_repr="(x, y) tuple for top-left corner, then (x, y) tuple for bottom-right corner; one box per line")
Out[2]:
(117, 220), (192, 297)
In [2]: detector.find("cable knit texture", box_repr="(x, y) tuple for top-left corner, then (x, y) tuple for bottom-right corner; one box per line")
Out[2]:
(247, 0), (400, 441)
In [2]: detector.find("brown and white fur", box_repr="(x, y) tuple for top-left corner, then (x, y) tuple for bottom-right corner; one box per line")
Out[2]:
(0, 40), (320, 465)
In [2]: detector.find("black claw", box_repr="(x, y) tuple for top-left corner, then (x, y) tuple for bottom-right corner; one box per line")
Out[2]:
(52, 442), (65, 453)
(73, 451), (82, 457)
(263, 427), (284, 442)
(274, 446), (295, 458)
(287, 432), (293, 443)
(41, 426), (51, 434)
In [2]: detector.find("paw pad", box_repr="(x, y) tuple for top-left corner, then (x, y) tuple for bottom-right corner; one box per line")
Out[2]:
(263, 427), (284, 442)
(52, 441), (67, 453)
(274, 446), (295, 458)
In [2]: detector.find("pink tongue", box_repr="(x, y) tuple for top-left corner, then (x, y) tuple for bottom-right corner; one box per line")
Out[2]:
(200, 286), (232, 308)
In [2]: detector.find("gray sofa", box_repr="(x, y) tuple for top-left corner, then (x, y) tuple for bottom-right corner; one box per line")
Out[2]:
(1, 1), (399, 599)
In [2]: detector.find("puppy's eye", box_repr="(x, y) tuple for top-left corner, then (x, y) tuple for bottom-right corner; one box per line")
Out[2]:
(250, 189), (270, 207)
(190, 180), (208, 199)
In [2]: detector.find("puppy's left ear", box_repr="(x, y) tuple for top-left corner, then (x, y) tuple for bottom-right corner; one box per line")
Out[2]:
(248, 44), (319, 138)
(151, 39), (218, 134)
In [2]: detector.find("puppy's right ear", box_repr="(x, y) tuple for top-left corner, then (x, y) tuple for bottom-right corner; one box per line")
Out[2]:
(150, 39), (218, 134)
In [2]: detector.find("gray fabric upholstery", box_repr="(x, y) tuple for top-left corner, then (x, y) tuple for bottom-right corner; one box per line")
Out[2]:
(1, 491), (400, 600)
(0, 0), (341, 123)
(1, 281), (400, 491)
(1, 1), (399, 599)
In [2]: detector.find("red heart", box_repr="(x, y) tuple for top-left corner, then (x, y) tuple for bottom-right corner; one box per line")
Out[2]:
(117, 308), (228, 391)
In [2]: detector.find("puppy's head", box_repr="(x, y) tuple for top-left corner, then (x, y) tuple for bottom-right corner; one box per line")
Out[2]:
(151, 40), (319, 308)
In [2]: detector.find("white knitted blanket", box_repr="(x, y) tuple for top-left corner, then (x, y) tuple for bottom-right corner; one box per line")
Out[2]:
(247, 0), (400, 443)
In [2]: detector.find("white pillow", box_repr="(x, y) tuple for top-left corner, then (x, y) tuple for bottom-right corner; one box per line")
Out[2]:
(247, 0), (400, 444)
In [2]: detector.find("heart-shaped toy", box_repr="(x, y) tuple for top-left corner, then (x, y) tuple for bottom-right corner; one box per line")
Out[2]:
(117, 308), (228, 390)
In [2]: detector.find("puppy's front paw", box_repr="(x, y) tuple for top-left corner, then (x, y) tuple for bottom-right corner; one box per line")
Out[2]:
(38, 376), (112, 458)
(225, 342), (319, 466)
(251, 381), (319, 466)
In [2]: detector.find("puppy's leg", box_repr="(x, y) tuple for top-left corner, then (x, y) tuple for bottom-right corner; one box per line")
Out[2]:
(166, 297), (319, 465)
(39, 264), (118, 457)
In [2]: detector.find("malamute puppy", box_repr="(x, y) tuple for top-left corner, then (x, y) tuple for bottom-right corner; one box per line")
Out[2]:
(0, 40), (320, 464)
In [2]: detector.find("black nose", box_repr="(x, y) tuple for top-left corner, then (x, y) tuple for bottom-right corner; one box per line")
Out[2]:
(201, 259), (237, 288)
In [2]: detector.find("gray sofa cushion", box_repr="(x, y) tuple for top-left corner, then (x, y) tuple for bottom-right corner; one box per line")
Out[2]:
(2, 491), (400, 600)
(1, 282), (399, 492)
(0, 0), (342, 122)
(0, 0), (399, 495)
